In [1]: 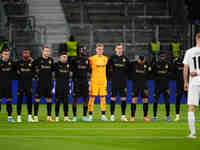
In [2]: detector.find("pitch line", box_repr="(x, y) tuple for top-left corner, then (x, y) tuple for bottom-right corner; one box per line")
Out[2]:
(0, 128), (184, 131)
(0, 135), (189, 140)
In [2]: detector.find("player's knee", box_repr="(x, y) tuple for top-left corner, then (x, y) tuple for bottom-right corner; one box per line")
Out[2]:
(35, 98), (40, 103)
(188, 105), (195, 112)
(6, 98), (12, 102)
(46, 98), (52, 103)
(132, 98), (138, 104)
(111, 97), (116, 102)
(121, 97), (126, 101)
(142, 98), (148, 103)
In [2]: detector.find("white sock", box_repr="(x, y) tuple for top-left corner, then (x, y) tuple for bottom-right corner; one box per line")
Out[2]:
(64, 116), (68, 120)
(176, 114), (180, 118)
(56, 117), (59, 121)
(121, 115), (125, 118)
(102, 115), (106, 118)
(89, 115), (92, 119)
(28, 115), (32, 119)
(8, 116), (12, 119)
(18, 115), (21, 119)
(188, 112), (196, 135)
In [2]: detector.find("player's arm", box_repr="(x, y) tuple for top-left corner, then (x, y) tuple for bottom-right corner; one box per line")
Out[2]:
(32, 58), (39, 80)
(106, 57), (113, 80)
(183, 64), (189, 91)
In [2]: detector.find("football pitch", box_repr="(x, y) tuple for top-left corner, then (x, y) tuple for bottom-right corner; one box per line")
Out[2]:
(0, 104), (199, 150)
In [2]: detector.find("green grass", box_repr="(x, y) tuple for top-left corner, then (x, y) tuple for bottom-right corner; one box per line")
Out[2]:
(0, 104), (200, 150)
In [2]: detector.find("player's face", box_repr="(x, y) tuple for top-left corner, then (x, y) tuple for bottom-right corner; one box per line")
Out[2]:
(23, 50), (30, 59)
(159, 56), (165, 61)
(138, 58), (144, 64)
(42, 48), (51, 58)
(2, 51), (10, 61)
(115, 45), (123, 56)
(80, 48), (87, 56)
(96, 46), (104, 56)
(60, 55), (68, 63)
(196, 38), (200, 45)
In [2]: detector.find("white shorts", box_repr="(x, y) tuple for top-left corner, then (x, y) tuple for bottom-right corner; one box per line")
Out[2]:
(188, 84), (200, 106)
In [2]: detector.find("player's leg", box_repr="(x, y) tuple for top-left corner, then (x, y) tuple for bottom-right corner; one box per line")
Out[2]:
(46, 97), (54, 121)
(187, 85), (199, 138)
(6, 84), (15, 122)
(130, 88), (139, 122)
(45, 82), (55, 122)
(34, 84), (41, 122)
(163, 89), (171, 121)
(82, 96), (89, 121)
(175, 89), (182, 121)
(120, 88), (127, 121)
(26, 89), (33, 122)
(0, 98), (1, 112)
(142, 88), (151, 121)
(17, 89), (24, 122)
(100, 95), (107, 121)
(72, 96), (78, 121)
(0, 86), (3, 112)
(55, 98), (61, 122)
(63, 96), (70, 122)
(110, 86), (117, 121)
(72, 80), (79, 121)
(99, 86), (108, 121)
(153, 88), (160, 121)
(88, 83), (97, 121)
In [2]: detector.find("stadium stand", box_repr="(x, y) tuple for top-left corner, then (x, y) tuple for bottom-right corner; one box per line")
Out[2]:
(60, 0), (188, 61)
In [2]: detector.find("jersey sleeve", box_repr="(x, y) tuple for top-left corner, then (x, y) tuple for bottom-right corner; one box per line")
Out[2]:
(183, 50), (189, 65)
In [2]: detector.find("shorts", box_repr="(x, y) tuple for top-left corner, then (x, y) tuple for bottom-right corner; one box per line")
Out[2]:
(89, 84), (107, 96)
(188, 84), (200, 106)
(35, 81), (52, 98)
(111, 87), (126, 97)
(132, 87), (148, 98)
(155, 79), (169, 91)
(73, 80), (89, 97)
(0, 82), (12, 99)
(18, 80), (32, 90)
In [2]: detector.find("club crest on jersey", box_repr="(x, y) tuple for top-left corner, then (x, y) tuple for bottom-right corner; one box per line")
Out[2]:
(122, 58), (126, 62)
(165, 65), (168, 69)
(85, 60), (88, 64)
(29, 63), (32, 67)
(67, 64), (70, 68)
(144, 65), (147, 68)
(8, 62), (11, 66)
(49, 60), (52, 64)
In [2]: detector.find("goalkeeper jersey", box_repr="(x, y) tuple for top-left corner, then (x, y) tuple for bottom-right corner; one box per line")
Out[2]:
(89, 55), (108, 87)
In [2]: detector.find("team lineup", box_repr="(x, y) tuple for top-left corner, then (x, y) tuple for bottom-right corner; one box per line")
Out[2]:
(1, 33), (200, 139)
(0, 42), (187, 124)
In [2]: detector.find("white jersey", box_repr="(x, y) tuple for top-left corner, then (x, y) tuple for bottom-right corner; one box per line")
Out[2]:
(183, 47), (200, 86)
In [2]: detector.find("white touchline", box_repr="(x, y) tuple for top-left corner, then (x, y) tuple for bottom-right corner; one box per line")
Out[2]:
(0, 128), (185, 131)
(0, 135), (187, 140)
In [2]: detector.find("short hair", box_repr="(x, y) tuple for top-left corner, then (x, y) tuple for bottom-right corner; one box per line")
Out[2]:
(23, 49), (30, 52)
(196, 33), (200, 41)
(115, 43), (123, 48)
(96, 43), (104, 48)
(42, 46), (49, 51)
(2, 49), (10, 53)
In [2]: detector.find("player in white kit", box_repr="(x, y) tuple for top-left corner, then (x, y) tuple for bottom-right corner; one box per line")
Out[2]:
(183, 33), (200, 139)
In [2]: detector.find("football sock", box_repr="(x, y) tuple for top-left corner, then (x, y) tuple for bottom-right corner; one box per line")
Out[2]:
(110, 100), (115, 115)
(143, 103), (148, 117)
(121, 101), (126, 116)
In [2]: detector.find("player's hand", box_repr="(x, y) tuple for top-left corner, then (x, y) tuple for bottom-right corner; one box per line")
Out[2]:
(184, 82), (188, 91)
(28, 57), (33, 62)
(190, 72), (197, 77)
